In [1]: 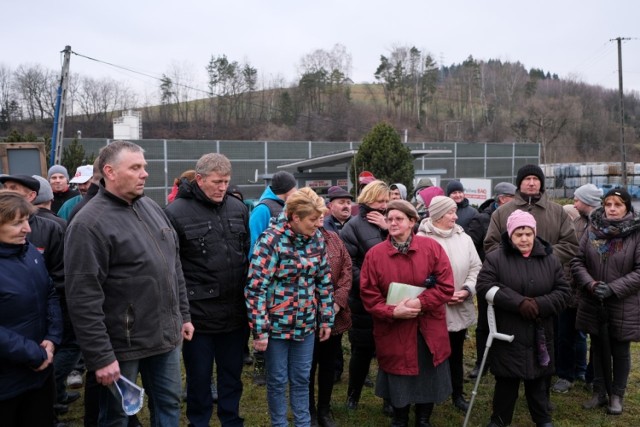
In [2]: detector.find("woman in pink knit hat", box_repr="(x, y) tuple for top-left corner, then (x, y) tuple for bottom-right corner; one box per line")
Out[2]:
(475, 209), (570, 427)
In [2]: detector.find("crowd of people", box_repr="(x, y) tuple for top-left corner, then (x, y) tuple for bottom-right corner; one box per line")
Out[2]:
(2, 143), (640, 427)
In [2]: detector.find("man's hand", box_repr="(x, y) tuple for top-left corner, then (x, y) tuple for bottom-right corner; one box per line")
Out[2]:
(182, 322), (195, 341)
(393, 298), (421, 319)
(96, 360), (121, 386)
(253, 338), (268, 352)
(318, 327), (332, 342)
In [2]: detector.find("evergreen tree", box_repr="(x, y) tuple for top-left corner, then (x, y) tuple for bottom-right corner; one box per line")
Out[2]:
(62, 138), (95, 176)
(351, 122), (414, 195)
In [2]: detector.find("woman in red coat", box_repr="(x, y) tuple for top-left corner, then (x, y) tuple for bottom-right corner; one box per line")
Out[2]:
(360, 200), (454, 427)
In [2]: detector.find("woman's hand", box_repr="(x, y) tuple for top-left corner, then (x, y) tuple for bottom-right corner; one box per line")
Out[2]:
(393, 298), (421, 319)
(366, 211), (388, 229)
(253, 338), (269, 352)
(33, 340), (55, 372)
(318, 327), (332, 342)
(333, 303), (341, 314)
(448, 289), (470, 305)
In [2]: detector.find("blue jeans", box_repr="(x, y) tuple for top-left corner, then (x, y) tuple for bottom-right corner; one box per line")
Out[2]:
(183, 330), (244, 427)
(98, 346), (182, 427)
(265, 334), (315, 427)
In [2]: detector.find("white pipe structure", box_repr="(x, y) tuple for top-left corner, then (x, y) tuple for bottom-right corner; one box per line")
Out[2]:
(463, 286), (515, 427)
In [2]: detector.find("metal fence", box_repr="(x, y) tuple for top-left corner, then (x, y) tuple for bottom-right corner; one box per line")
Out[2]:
(67, 138), (540, 206)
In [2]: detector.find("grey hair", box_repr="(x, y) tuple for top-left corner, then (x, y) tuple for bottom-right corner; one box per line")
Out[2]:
(195, 153), (232, 177)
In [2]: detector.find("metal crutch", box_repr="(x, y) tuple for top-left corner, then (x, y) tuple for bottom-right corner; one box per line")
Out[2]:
(463, 286), (514, 427)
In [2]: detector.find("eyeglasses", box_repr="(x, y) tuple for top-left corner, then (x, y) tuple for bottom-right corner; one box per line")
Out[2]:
(385, 217), (406, 224)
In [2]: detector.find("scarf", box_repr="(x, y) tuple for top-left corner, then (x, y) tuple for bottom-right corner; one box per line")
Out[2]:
(391, 234), (412, 254)
(588, 208), (640, 261)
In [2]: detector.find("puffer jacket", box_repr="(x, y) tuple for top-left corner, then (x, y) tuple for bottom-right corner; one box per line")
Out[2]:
(454, 198), (478, 233)
(339, 204), (388, 345)
(245, 213), (334, 341)
(417, 219), (481, 332)
(0, 241), (62, 400)
(466, 198), (497, 261)
(571, 208), (640, 341)
(165, 180), (250, 333)
(484, 191), (578, 265)
(476, 234), (570, 379)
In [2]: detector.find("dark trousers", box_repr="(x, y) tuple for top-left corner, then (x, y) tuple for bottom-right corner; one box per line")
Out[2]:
(333, 333), (344, 380)
(310, 333), (341, 412)
(53, 295), (82, 402)
(591, 335), (631, 397)
(449, 329), (467, 399)
(475, 297), (489, 367)
(347, 338), (375, 402)
(556, 307), (587, 381)
(183, 330), (245, 427)
(0, 371), (55, 427)
(491, 375), (551, 426)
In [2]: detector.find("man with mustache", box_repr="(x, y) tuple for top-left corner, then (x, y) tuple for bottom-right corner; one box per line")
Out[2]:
(323, 186), (354, 233)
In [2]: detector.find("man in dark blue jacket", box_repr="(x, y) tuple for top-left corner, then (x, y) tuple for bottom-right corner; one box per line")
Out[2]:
(165, 153), (250, 427)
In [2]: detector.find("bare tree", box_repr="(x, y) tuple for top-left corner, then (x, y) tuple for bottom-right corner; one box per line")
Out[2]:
(13, 64), (57, 121)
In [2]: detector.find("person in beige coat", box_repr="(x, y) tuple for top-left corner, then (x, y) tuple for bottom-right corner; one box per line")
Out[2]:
(418, 195), (482, 413)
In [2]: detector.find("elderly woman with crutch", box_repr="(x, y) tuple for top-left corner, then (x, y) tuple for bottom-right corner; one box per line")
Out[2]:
(571, 188), (640, 415)
(476, 210), (569, 427)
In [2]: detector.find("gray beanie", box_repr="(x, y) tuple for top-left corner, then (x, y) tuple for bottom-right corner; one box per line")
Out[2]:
(270, 171), (297, 195)
(574, 183), (603, 207)
(428, 195), (457, 221)
(48, 165), (69, 181)
(32, 175), (54, 204)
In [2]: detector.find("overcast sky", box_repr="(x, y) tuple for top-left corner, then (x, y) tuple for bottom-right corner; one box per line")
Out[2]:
(3, 0), (639, 99)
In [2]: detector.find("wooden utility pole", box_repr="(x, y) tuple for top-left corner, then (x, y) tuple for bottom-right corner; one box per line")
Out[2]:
(613, 37), (630, 186)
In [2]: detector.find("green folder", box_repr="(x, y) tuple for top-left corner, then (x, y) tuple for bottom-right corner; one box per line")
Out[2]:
(386, 282), (425, 305)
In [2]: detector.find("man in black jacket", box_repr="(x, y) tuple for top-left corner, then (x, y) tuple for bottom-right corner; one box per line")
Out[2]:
(165, 153), (250, 427)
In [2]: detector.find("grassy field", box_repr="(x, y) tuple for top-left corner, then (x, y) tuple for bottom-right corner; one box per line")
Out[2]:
(59, 331), (640, 426)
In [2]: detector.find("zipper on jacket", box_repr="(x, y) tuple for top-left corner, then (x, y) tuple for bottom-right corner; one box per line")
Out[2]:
(125, 304), (134, 347)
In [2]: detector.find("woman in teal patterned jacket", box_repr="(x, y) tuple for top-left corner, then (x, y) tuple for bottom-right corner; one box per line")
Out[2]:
(246, 187), (335, 427)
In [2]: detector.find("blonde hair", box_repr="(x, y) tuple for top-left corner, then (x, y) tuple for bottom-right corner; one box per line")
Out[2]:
(285, 187), (328, 220)
(357, 180), (389, 205)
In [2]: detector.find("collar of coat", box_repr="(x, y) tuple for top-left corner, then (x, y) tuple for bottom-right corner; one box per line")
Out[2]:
(500, 231), (553, 257)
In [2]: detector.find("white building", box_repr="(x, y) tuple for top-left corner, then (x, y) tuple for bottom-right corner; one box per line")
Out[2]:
(113, 110), (142, 140)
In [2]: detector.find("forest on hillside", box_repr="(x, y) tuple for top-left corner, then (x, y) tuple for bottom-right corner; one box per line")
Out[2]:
(1, 44), (639, 163)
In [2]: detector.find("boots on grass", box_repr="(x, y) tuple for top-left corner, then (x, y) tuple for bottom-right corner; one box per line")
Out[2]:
(582, 392), (608, 409)
(391, 405), (410, 427)
(414, 403), (433, 427)
(317, 406), (337, 427)
(607, 394), (623, 415)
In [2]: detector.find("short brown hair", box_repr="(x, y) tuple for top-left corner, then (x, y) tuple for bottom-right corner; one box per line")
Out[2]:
(0, 191), (36, 225)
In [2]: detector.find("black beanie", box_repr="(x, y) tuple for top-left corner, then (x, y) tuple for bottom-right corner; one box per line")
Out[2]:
(604, 187), (633, 214)
(270, 171), (297, 195)
(516, 164), (545, 191)
(446, 180), (464, 196)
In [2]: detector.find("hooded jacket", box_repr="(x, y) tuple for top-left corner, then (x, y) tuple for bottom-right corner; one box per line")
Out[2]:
(571, 208), (640, 341)
(476, 234), (570, 379)
(360, 234), (454, 374)
(165, 180), (250, 333)
(64, 186), (191, 371)
(417, 219), (482, 332)
(454, 197), (478, 233)
(0, 241), (62, 400)
(484, 191), (578, 265)
(245, 213), (335, 341)
(249, 186), (285, 250)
